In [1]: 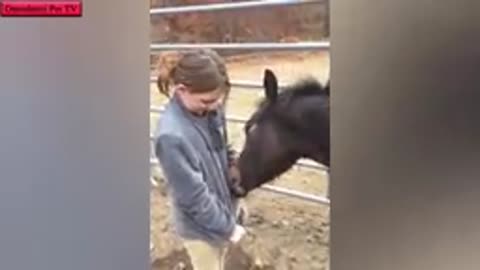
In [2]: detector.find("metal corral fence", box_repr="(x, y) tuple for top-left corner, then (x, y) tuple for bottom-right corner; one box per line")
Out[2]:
(150, 0), (330, 206)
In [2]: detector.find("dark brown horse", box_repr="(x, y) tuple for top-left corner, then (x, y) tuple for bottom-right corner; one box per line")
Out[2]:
(230, 69), (330, 197)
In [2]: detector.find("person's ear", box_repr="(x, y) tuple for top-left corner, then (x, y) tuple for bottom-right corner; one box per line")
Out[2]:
(174, 83), (189, 95)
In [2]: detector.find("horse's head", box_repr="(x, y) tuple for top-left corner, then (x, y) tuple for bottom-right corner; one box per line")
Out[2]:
(231, 69), (330, 197)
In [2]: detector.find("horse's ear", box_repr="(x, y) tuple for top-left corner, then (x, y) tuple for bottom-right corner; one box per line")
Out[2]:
(324, 79), (330, 96)
(263, 69), (278, 101)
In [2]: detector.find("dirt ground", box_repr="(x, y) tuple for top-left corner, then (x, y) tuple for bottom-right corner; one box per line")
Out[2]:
(150, 51), (330, 270)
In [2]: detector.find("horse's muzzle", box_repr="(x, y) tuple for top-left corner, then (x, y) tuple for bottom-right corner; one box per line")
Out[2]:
(230, 182), (247, 198)
(228, 164), (247, 197)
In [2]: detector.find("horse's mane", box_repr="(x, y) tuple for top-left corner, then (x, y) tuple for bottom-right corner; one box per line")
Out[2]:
(246, 77), (328, 131)
(260, 77), (328, 108)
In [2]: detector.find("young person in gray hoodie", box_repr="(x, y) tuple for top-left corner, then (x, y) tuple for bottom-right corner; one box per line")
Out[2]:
(154, 49), (247, 270)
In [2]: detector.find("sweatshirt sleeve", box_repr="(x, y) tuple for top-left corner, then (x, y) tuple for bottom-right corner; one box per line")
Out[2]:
(155, 134), (236, 240)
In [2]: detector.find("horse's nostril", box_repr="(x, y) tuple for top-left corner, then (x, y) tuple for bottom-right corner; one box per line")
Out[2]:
(231, 184), (246, 198)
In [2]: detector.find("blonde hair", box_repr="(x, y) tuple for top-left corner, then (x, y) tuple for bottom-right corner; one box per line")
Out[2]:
(156, 49), (231, 100)
(156, 51), (181, 98)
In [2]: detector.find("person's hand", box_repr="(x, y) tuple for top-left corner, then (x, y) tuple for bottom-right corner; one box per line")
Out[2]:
(229, 224), (247, 244)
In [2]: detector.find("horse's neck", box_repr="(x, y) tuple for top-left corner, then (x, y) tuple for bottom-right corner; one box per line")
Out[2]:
(312, 156), (322, 164)
(311, 152), (329, 166)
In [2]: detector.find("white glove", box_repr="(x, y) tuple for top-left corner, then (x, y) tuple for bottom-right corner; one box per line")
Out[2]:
(229, 224), (247, 244)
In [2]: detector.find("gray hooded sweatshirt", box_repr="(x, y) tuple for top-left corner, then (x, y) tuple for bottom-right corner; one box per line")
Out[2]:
(154, 94), (238, 247)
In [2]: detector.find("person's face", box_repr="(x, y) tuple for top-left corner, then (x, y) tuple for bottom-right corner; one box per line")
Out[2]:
(175, 84), (225, 115)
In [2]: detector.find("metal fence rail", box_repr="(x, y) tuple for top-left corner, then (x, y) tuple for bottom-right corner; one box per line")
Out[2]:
(150, 77), (288, 90)
(261, 184), (330, 205)
(151, 42), (330, 52)
(150, 105), (249, 124)
(149, 106), (327, 171)
(149, 133), (324, 171)
(150, 0), (324, 15)
(150, 158), (329, 205)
